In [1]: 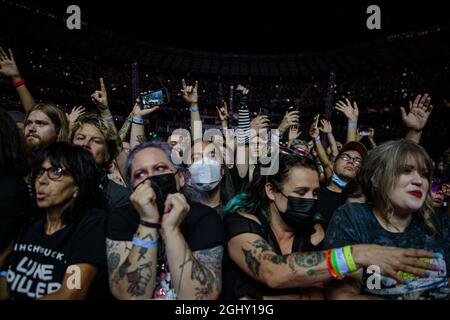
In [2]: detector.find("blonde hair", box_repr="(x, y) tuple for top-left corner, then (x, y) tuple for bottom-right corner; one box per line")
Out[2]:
(70, 113), (119, 167)
(358, 139), (436, 234)
(26, 103), (69, 143)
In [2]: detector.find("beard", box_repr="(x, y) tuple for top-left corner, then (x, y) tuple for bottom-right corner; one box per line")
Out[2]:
(26, 135), (51, 154)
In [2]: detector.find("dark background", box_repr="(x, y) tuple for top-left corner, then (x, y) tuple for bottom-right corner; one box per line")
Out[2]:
(8, 0), (449, 54)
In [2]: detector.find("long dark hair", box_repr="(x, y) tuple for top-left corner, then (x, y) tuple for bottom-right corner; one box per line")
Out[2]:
(32, 142), (102, 224)
(0, 108), (30, 177)
(224, 152), (318, 218)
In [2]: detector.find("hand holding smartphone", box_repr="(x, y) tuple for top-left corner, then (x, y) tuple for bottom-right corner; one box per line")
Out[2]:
(140, 88), (169, 109)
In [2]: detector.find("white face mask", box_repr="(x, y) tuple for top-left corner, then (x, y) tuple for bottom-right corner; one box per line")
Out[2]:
(189, 157), (222, 192)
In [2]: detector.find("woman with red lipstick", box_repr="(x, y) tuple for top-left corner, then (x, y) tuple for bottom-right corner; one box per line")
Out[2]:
(0, 142), (108, 300)
(325, 139), (450, 300)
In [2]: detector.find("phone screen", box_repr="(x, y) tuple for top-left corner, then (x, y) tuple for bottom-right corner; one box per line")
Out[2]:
(140, 88), (169, 108)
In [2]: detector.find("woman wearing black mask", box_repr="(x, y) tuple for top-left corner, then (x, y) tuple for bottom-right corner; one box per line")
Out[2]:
(222, 151), (439, 300)
(105, 141), (226, 300)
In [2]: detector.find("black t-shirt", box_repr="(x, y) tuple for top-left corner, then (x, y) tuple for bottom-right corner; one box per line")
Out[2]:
(101, 176), (131, 212)
(6, 208), (107, 300)
(317, 186), (343, 230)
(222, 212), (322, 300)
(0, 175), (29, 251)
(324, 203), (450, 300)
(107, 200), (226, 299)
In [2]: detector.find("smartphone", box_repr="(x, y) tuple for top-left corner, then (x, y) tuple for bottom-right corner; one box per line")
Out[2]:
(140, 88), (169, 109)
(313, 114), (320, 129)
(259, 107), (269, 116)
(359, 129), (369, 137)
(287, 105), (298, 113)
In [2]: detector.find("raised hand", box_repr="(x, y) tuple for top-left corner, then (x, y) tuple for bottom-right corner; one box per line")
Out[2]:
(179, 79), (198, 104)
(288, 126), (302, 143)
(66, 106), (86, 125)
(319, 119), (332, 134)
(308, 124), (320, 139)
(236, 84), (249, 95)
(134, 96), (160, 118)
(251, 115), (270, 131)
(335, 99), (359, 122)
(91, 77), (109, 112)
(0, 47), (21, 79)
(216, 101), (229, 122)
(401, 94), (433, 131)
(279, 110), (300, 134)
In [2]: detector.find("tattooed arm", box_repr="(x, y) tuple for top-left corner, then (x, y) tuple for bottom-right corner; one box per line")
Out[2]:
(228, 232), (332, 289)
(164, 228), (223, 300)
(106, 225), (159, 300)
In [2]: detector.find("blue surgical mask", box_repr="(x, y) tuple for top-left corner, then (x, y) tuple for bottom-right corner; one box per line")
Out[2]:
(332, 173), (348, 188)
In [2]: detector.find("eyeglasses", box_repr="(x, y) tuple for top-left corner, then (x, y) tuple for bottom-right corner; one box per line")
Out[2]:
(338, 153), (362, 166)
(32, 166), (69, 181)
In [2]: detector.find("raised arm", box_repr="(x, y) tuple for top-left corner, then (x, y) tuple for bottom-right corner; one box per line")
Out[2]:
(278, 110), (300, 137)
(235, 85), (251, 179)
(0, 47), (36, 113)
(179, 79), (202, 144)
(401, 94), (433, 144)
(335, 99), (359, 143)
(309, 125), (333, 181)
(66, 106), (86, 134)
(91, 77), (118, 133)
(320, 119), (339, 159)
(129, 102), (160, 150)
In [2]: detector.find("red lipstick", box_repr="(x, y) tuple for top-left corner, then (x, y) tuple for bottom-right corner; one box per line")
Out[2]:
(408, 190), (423, 198)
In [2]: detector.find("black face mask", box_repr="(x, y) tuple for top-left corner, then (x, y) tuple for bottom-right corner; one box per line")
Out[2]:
(139, 173), (178, 216)
(275, 194), (318, 231)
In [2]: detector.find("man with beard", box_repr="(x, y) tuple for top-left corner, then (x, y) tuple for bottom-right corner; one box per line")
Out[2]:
(317, 141), (367, 230)
(24, 103), (69, 158)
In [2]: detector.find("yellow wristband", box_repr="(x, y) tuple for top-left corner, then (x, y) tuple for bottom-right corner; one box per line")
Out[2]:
(343, 246), (357, 273)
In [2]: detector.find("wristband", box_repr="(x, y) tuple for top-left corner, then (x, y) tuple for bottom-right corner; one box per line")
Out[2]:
(0, 271), (7, 278)
(140, 220), (161, 229)
(132, 235), (158, 249)
(190, 107), (199, 112)
(326, 249), (343, 279)
(12, 79), (25, 88)
(333, 248), (350, 276)
(130, 117), (144, 125)
(348, 122), (357, 129)
(315, 135), (321, 142)
(331, 249), (342, 275)
(105, 115), (114, 124)
(343, 246), (358, 273)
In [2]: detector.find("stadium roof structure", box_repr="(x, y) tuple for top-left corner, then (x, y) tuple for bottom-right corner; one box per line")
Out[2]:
(1, 0), (449, 77)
